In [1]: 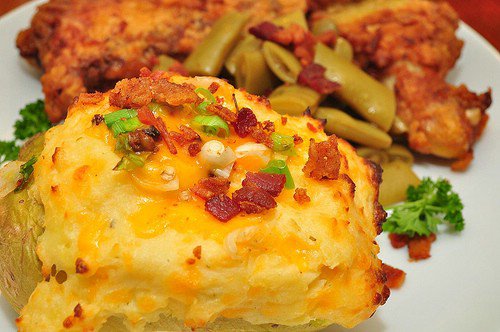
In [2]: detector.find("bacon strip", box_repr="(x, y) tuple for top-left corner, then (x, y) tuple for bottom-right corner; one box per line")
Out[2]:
(192, 177), (230, 200)
(137, 106), (177, 154)
(232, 186), (277, 214)
(242, 172), (286, 197)
(381, 263), (406, 289)
(234, 107), (258, 138)
(205, 195), (241, 222)
(298, 63), (340, 94)
(303, 136), (341, 180)
(207, 104), (238, 123)
(293, 188), (311, 204)
(408, 234), (436, 261)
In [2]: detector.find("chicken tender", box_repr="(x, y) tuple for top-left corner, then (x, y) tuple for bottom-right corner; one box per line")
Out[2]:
(313, 0), (492, 163)
(16, 0), (307, 123)
(2, 73), (389, 331)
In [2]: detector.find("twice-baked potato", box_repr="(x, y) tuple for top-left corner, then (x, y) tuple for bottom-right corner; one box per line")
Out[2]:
(0, 72), (388, 331)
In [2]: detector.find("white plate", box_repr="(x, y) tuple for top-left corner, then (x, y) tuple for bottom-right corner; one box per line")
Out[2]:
(1, 1), (499, 331)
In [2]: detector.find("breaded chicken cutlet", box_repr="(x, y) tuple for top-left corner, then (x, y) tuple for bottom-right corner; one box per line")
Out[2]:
(313, 0), (491, 164)
(16, 0), (306, 123)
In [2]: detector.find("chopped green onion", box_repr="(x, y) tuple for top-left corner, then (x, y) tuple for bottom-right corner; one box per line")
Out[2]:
(110, 117), (142, 137)
(115, 134), (133, 153)
(15, 156), (37, 192)
(261, 159), (295, 189)
(192, 115), (230, 137)
(270, 132), (296, 156)
(104, 109), (138, 127)
(113, 153), (147, 171)
(195, 87), (216, 114)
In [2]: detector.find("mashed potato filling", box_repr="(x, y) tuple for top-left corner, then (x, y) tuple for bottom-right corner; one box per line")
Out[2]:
(17, 75), (387, 331)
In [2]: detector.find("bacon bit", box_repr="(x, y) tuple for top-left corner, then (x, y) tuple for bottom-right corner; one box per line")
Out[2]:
(281, 117), (288, 125)
(73, 304), (83, 318)
(408, 234), (436, 261)
(262, 120), (275, 134)
(137, 106), (157, 125)
(154, 117), (177, 155)
(382, 263), (406, 289)
(186, 258), (196, 265)
(91, 114), (104, 126)
(207, 104), (237, 123)
(232, 186), (277, 214)
(242, 172), (286, 197)
(205, 194), (241, 222)
(250, 124), (274, 149)
(188, 142), (201, 157)
(75, 258), (88, 274)
(109, 78), (153, 108)
(303, 136), (341, 180)
(234, 107), (258, 138)
(192, 177), (230, 200)
(293, 134), (304, 145)
(151, 79), (201, 106)
(79, 92), (104, 105)
(51, 185), (59, 193)
(249, 22), (292, 46)
(208, 82), (220, 94)
(139, 67), (152, 77)
(128, 130), (157, 152)
(388, 233), (409, 249)
(307, 122), (318, 132)
(294, 188), (311, 204)
(451, 151), (473, 172)
(63, 316), (74, 329)
(180, 125), (200, 141)
(298, 63), (340, 94)
(294, 32), (316, 66)
(193, 246), (202, 260)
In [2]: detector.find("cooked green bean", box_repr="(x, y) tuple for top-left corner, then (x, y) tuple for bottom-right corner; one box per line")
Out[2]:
(225, 36), (261, 75)
(387, 144), (414, 164)
(314, 43), (396, 131)
(153, 55), (177, 71)
(316, 107), (392, 149)
(356, 147), (390, 165)
(235, 50), (276, 95)
(333, 37), (353, 61)
(269, 84), (323, 116)
(357, 145), (414, 165)
(262, 42), (302, 83)
(184, 12), (249, 76)
(311, 18), (338, 35)
(273, 10), (308, 29)
(379, 160), (420, 206)
(390, 115), (408, 135)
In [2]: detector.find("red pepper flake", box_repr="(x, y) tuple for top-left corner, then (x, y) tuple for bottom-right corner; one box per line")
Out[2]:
(186, 258), (196, 265)
(293, 188), (311, 204)
(242, 172), (286, 197)
(382, 263), (406, 289)
(232, 186), (277, 214)
(303, 136), (341, 181)
(298, 63), (340, 94)
(234, 107), (258, 138)
(205, 194), (241, 222)
(281, 117), (288, 125)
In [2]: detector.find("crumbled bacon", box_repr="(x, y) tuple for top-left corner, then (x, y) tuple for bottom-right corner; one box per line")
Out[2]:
(408, 234), (436, 261)
(168, 62), (189, 76)
(294, 32), (316, 66)
(242, 172), (286, 197)
(154, 116), (177, 155)
(250, 123), (274, 149)
(109, 77), (153, 108)
(188, 142), (201, 157)
(73, 304), (83, 318)
(388, 233), (409, 249)
(232, 186), (277, 214)
(207, 104), (238, 123)
(137, 106), (157, 125)
(294, 188), (311, 204)
(249, 22), (292, 45)
(293, 134), (304, 145)
(281, 117), (288, 125)
(307, 122), (318, 132)
(193, 246), (202, 260)
(234, 107), (258, 138)
(192, 177), (230, 200)
(303, 136), (341, 180)
(262, 120), (275, 133)
(75, 258), (88, 274)
(316, 30), (337, 47)
(78, 92), (104, 105)
(91, 114), (104, 126)
(151, 79), (201, 106)
(205, 194), (241, 222)
(128, 130), (157, 152)
(381, 263), (406, 289)
(298, 63), (340, 94)
(208, 82), (220, 94)
(170, 125), (201, 146)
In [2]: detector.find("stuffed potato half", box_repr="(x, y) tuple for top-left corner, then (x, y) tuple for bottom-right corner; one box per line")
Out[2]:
(0, 73), (388, 331)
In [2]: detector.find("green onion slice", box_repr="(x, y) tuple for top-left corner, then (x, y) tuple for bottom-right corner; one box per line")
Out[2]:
(192, 115), (229, 137)
(270, 132), (296, 156)
(261, 159), (295, 189)
(113, 153), (148, 171)
(15, 156), (37, 192)
(195, 87), (216, 114)
(110, 117), (142, 137)
(104, 109), (138, 127)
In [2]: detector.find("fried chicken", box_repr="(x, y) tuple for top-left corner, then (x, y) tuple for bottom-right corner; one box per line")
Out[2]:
(313, 0), (491, 163)
(17, 0), (306, 123)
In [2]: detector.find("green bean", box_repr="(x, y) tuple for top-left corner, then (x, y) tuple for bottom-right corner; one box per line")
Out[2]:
(316, 107), (392, 149)
(311, 18), (338, 36)
(333, 37), (353, 61)
(356, 147), (391, 165)
(273, 10), (308, 29)
(225, 36), (261, 76)
(153, 55), (177, 71)
(387, 144), (414, 164)
(184, 12), (249, 76)
(314, 43), (396, 131)
(389, 115), (408, 135)
(269, 84), (323, 116)
(357, 145), (414, 165)
(235, 50), (276, 95)
(379, 160), (420, 206)
(262, 42), (302, 83)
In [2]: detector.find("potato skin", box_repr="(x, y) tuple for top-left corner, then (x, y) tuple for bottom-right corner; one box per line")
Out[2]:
(0, 134), (45, 312)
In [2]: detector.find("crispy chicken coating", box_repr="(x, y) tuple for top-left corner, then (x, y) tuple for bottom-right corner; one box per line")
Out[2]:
(17, 0), (306, 123)
(314, 0), (492, 162)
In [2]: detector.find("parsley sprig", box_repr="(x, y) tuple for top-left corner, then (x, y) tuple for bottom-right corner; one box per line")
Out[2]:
(383, 177), (464, 237)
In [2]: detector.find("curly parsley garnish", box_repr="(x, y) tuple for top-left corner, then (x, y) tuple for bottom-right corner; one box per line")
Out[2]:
(383, 177), (464, 237)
